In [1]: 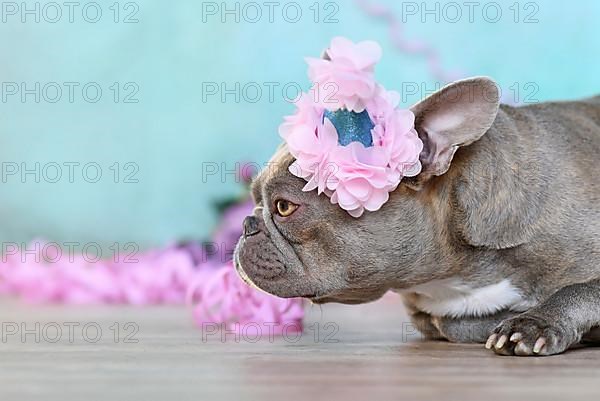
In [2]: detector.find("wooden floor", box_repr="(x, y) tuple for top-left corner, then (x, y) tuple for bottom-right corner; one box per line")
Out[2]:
(0, 296), (598, 400)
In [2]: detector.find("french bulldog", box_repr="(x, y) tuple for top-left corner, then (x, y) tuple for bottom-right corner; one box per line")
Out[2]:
(234, 77), (600, 356)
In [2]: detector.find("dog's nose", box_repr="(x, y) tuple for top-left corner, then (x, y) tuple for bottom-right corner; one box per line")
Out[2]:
(243, 216), (260, 237)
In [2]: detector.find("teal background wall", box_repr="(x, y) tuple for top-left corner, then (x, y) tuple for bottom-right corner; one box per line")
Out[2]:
(0, 0), (598, 247)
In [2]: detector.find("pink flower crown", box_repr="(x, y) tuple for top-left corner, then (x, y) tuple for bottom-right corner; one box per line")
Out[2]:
(279, 37), (423, 218)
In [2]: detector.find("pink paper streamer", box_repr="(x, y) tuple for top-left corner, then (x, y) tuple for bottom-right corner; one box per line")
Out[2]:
(0, 197), (304, 336)
(187, 262), (304, 335)
(0, 241), (195, 305)
(0, 241), (304, 335)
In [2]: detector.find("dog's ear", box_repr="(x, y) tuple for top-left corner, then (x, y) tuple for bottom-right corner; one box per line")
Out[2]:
(406, 77), (500, 189)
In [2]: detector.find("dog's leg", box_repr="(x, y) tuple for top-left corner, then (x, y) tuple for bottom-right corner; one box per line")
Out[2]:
(402, 298), (446, 340)
(403, 294), (517, 342)
(486, 279), (600, 356)
(431, 311), (518, 343)
(407, 311), (446, 340)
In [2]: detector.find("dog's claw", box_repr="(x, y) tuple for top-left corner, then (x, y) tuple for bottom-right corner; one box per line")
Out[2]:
(487, 314), (573, 356)
(495, 334), (508, 349)
(485, 334), (498, 349)
(533, 337), (547, 354)
(514, 341), (532, 355)
(509, 332), (523, 342)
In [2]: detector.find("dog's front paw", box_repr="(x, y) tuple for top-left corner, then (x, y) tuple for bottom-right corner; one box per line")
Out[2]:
(485, 314), (578, 356)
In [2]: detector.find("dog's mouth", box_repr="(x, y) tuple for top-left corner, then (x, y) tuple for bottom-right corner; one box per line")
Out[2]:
(235, 256), (311, 298)
(233, 258), (261, 290)
(235, 245), (355, 303)
(235, 259), (372, 305)
(236, 263), (320, 301)
(308, 296), (363, 304)
(306, 295), (330, 304)
(305, 290), (383, 305)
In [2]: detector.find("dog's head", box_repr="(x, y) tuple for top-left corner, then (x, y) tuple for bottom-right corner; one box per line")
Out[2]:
(234, 77), (500, 304)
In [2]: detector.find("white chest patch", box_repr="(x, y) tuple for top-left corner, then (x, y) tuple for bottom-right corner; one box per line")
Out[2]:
(401, 278), (532, 318)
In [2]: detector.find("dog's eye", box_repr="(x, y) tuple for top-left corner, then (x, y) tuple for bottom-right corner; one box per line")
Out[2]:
(275, 199), (298, 217)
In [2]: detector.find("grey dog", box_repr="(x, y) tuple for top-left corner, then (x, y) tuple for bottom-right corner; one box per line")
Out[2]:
(234, 77), (600, 356)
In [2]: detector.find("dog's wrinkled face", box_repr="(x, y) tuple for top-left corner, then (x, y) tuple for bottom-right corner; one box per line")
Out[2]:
(234, 146), (402, 304)
(234, 77), (500, 304)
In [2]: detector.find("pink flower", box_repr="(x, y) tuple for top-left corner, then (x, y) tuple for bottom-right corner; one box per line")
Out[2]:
(307, 37), (382, 112)
(0, 240), (305, 336)
(325, 112), (422, 217)
(279, 37), (424, 217)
